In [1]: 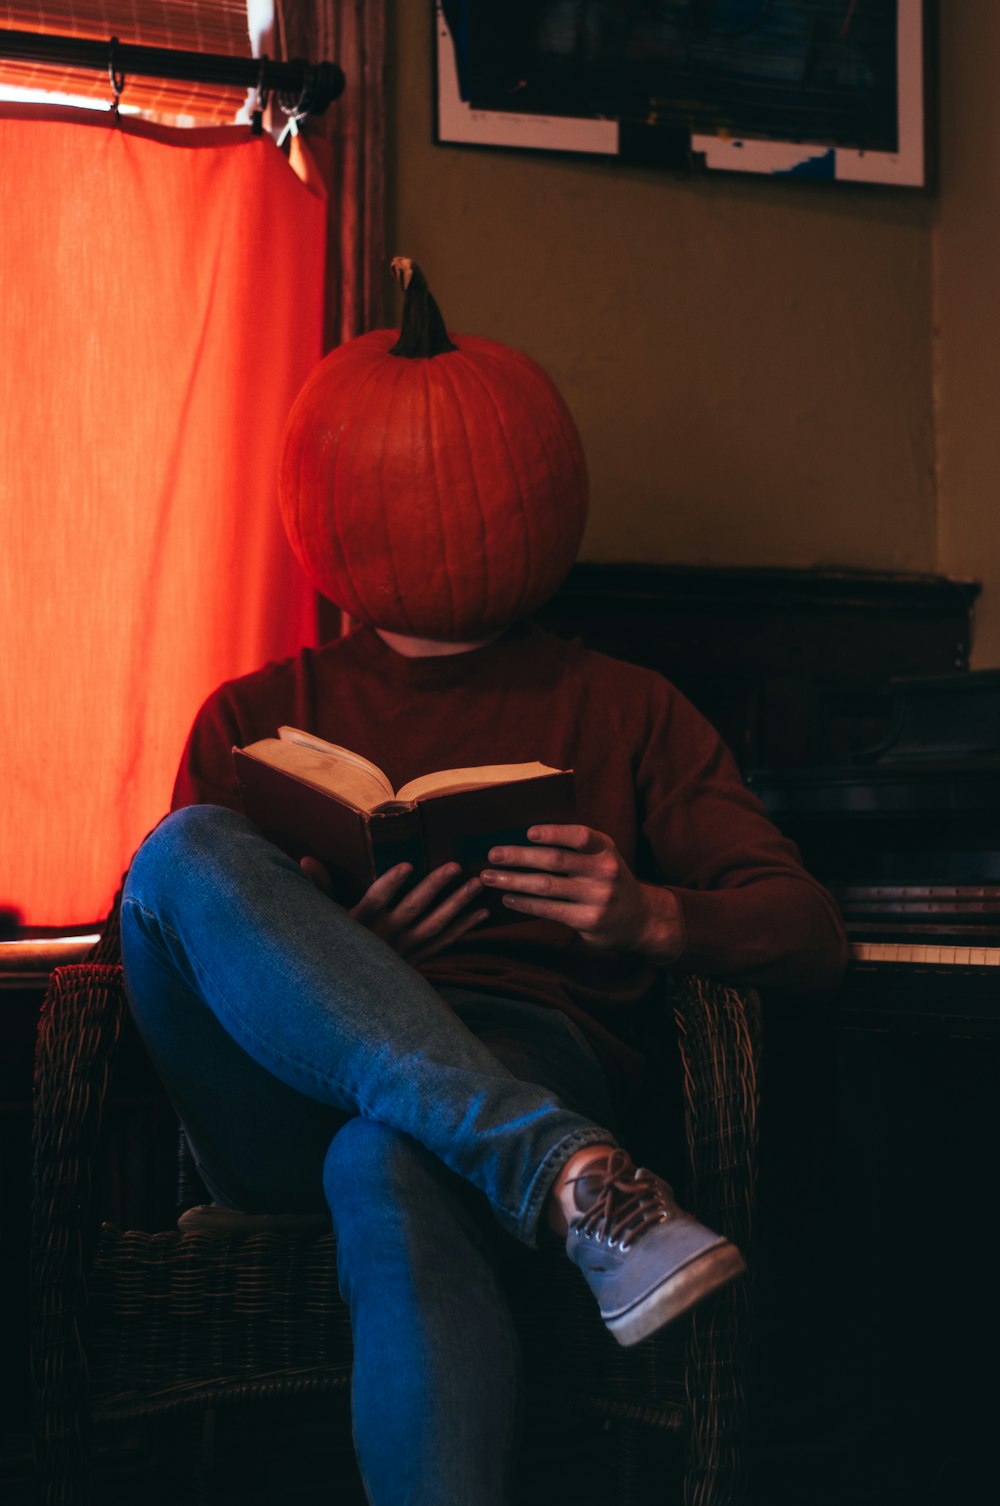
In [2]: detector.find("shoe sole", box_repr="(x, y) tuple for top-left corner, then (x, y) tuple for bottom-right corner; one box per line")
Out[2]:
(604, 1241), (747, 1348)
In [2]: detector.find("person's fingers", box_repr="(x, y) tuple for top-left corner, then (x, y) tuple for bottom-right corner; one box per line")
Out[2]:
(398, 874), (484, 944)
(408, 905), (490, 963)
(349, 863), (414, 923)
(487, 827), (612, 873)
(497, 891), (605, 931)
(383, 862), (463, 928)
(480, 866), (610, 901)
(528, 824), (603, 850)
(300, 856), (334, 896)
(482, 846), (620, 906)
(352, 863), (480, 951)
(485, 845), (590, 875)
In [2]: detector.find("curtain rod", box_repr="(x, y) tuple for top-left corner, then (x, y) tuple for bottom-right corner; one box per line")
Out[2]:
(0, 27), (345, 118)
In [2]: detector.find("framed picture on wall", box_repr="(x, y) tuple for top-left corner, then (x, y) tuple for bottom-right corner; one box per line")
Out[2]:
(435, 0), (929, 189)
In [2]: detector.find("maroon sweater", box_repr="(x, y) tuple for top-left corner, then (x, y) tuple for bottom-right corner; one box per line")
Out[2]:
(172, 622), (847, 1089)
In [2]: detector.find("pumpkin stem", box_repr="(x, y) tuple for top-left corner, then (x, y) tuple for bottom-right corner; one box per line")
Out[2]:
(389, 257), (458, 358)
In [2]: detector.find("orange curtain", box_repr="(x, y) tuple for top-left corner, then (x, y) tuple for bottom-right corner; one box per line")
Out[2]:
(0, 107), (326, 929)
(0, 3), (252, 120)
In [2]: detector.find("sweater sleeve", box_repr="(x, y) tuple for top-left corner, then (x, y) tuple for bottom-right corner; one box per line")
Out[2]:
(638, 684), (847, 999)
(170, 684), (247, 812)
(170, 648), (321, 813)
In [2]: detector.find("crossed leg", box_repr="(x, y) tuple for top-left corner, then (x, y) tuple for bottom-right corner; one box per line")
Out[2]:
(121, 804), (620, 1503)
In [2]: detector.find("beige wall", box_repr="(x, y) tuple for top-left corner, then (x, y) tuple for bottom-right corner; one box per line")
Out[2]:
(386, 2), (996, 663)
(934, 0), (1000, 666)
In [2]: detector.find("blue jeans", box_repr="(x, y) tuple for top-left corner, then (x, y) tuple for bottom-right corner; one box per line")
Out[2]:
(121, 804), (618, 1505)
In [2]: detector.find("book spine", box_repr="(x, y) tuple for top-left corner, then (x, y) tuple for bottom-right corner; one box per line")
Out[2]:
(234, 748), (379, 906)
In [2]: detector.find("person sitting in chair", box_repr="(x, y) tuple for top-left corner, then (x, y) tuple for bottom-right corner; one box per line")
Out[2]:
(121, 262), (846, 1505)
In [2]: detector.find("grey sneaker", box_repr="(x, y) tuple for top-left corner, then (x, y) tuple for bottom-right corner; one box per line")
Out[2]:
(565, 1149), (747, 1348)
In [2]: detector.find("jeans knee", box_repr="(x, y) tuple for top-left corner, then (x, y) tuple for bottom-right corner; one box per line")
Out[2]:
(323, 1118), (493, 1275)
(125, 804), (253, 908)
(323, 1117), (417, 1216)
(142, 803), (248, 861)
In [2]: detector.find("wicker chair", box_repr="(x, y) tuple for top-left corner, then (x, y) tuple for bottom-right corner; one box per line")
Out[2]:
(31, 911), (760, 1506)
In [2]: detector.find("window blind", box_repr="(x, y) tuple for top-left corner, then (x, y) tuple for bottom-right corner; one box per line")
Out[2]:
(0, 2), (252, 120)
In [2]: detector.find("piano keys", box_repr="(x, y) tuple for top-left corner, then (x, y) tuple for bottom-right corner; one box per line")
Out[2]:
(850, 940), (1000, 966)
(837, 880), (1000, 974)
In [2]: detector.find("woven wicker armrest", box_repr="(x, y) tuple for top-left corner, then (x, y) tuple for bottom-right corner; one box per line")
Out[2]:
(32, 961), (128, 1482)
(33, 962), (128, 1248)
(668, 974), (761, 1251)
(665, 975), (761, 1506)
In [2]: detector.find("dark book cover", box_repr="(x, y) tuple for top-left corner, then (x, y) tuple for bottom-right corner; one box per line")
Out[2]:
(233, 748), (576, 911)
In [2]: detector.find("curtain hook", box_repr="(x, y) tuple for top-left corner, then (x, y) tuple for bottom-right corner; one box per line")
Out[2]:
(276, 64), (314, 149)
(108, 35), (125, 118)
(251, 55), (270, 136)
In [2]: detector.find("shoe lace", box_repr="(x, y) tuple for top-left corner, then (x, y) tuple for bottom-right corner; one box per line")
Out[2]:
(567, 1149), (669, 1250)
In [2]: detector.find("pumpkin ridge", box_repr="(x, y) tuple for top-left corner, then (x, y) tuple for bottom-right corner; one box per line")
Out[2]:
(436, 354), (493, 633)
(448, 349), (536, 602)
(363, 352), (422, 634)
(421, 358), (460, 637)
(471, 344), (587, 556)
(321, 354), (393, 621)
(280, 350), (350, 590)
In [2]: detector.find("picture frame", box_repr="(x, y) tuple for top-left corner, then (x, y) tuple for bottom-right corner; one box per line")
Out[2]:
(435, 1), (929, 189)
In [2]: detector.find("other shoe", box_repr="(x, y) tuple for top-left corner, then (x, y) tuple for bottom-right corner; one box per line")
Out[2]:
(565, 1148), (746, 1348)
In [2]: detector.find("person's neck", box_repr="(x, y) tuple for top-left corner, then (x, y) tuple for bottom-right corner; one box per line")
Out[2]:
(374, 628), (503, 658)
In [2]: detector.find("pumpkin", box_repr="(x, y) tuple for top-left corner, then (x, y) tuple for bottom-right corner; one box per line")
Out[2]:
(278, 258), (588, 639)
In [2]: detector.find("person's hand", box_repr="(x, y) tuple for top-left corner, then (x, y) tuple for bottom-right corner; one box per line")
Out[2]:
(300, 856), (488, 963)
(480, 824), (684, 960)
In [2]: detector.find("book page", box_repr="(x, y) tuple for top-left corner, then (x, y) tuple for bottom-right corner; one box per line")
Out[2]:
(396, 762), (562, 804)
(242, 736), (393, 814)
(277, 727), (395, 800)
(277, 728), (394, 801)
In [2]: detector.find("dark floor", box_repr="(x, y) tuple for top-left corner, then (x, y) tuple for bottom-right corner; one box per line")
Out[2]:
(66, 1398), (686, 1506)
(7, 1397), (994, 1506)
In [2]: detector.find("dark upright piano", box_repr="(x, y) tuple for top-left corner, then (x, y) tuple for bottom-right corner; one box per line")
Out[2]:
(751, 668), (1000, 1035)
(748, 670), (999, 1504)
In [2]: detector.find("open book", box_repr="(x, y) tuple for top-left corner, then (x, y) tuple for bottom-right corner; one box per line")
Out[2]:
(233, 727), (576, 909)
